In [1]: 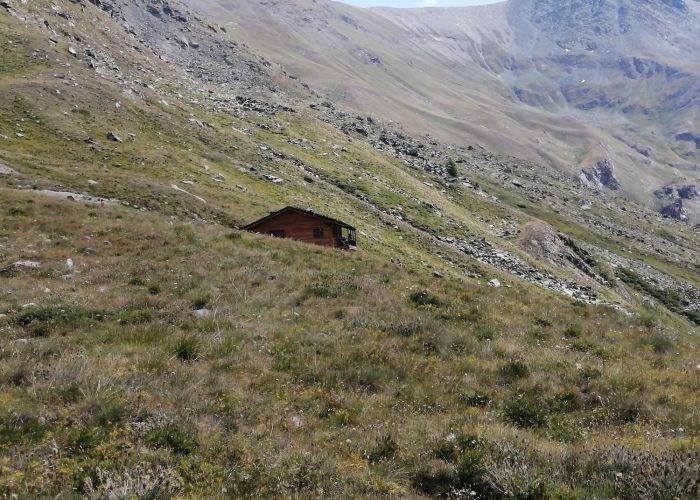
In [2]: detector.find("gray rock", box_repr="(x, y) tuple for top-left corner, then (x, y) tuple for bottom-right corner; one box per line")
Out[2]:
(192, 308), (211, 318)
(212, 174), (226, 182)
(488, 279), (501, 287)
(106, 131), (122, 142)
(660, 199), (688, 221)
(263, 174), (284, 183)
(580, 159), (621, 190)
(0, 162), (16, 175)
(14, 261), (41, 269)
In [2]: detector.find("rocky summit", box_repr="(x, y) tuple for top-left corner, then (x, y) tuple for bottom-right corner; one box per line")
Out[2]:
(0, 0), (699, 498)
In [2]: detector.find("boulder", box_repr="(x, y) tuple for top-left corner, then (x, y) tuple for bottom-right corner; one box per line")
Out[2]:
(0, 162), (17, 175)
(660, 199), (688, 221)
(579, 159), (621, 190)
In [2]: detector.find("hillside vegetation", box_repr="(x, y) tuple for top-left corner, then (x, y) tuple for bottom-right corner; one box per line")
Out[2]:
(2, 189), (698, 498)
(0, 0), (699, 498)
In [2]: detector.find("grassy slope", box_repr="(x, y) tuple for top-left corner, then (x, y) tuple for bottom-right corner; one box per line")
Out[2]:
(1, 189), (699, 498)
(0, 3), (699, 498)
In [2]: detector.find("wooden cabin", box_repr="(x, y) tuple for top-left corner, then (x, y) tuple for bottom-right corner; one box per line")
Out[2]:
(241, 207), (357, 249)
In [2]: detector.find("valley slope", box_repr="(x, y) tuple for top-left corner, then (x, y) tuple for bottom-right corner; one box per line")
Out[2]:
(0, 0), (699, 497)
(187, 0), (700, 220)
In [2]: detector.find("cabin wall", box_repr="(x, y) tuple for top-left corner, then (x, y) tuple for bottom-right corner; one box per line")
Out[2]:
(247, 212), (340, 247)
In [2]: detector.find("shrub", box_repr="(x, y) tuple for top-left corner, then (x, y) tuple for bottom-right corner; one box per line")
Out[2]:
(191, 294), (211, 310)
(474, 324), (495, 341)
(0, 414), (46, 446)
(610, 448), (699, 499)
(146, 424), (197, 455)
(128, 276), (146, 286)
(547, 416), (582, 444)
(7, 207), (28, 216)
(175, 336), (201, 361)
(504, 393), (547, 428)
(549, 389), (583, 413)
(65, 427), (105, 455)
(411, 466), (457, 497)
(174, 225), (197, 243)
(117, 308), (155, 325)
(365, 435), (398, 464)
(641, 333), (674, 354)
(433, 433), (485, 463)
(570, 340), (607, 358)
(534, 317), (552, 327)
(15, 305), (106, 330)
(462, 392), (491, 408)
(147, 283), (162, 295)
(446, 159), (458, 177)
(410, 290), (442, 307)
(4, 364), (31, 386)
(85, 392), (128, 426)
(562, 325), (581, 338)
(500, 360), (529, 379)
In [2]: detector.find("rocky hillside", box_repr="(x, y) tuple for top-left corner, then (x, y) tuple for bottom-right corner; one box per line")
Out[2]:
(188, 0), (700, 222)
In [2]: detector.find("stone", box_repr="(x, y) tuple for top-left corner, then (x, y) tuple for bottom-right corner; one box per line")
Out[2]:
(263, 175), (284, 183)
(66, 258), (74, 271)
(192, 308), (210, 318)
(0, 162), (17, 175)
(433, 271), (444, 278)
(14, 260), (40, 269)
(106, 131), (122, 142)
(580, 159), (621, 190)
(488, 279), (501, 287)
(212, 173), (226, 182)
(288, 415), (304, 428)
(68, 47), (77, 56)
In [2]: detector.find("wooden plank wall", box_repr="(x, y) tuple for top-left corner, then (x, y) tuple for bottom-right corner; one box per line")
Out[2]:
(247, 212), (340, 247)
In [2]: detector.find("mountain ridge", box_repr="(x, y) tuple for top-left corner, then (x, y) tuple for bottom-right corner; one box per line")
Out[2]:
(187, 0), (700, 220)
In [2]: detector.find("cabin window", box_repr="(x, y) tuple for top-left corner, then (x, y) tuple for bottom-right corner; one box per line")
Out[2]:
(313, 228), (324, 239)
(270, 230), (285, 238)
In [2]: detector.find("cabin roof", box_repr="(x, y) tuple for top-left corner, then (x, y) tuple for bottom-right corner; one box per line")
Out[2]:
(241, 206), (356, 231)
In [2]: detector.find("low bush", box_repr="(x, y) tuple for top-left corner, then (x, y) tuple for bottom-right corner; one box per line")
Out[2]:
(146, 424), (197, 455)
(641, 333), (674, 354)
(0, 414), (46, 446)
(500, 360), (529, 379)
(191, 294), (211, 310)
(409, 290), (442, 307)
(562, 325), (581, 338)
(175, 336), (201, 361)
(15, 305), (106, 331)
(365, 435), (398, 464)
(65, 426), (105, 455)
(504, 393), (547, 428)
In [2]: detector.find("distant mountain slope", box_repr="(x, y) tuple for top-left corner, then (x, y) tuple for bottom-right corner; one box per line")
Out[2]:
(185, 0), (700, 220)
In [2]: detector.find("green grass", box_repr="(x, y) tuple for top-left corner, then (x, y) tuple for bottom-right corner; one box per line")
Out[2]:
(0, 189), (697, 497)
(0, 6), (698, 496)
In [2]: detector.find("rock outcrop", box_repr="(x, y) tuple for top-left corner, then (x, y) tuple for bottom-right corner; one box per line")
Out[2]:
(579, 159), (621, 190)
